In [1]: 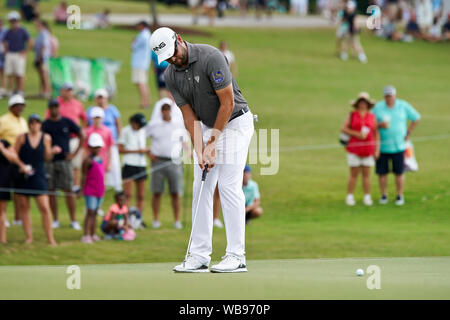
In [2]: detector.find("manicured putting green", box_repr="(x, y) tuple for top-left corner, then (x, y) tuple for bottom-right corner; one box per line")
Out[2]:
(1, 256), (449, 299)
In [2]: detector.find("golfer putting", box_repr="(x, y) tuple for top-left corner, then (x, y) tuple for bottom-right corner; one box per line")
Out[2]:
(150, 27), (254, 273)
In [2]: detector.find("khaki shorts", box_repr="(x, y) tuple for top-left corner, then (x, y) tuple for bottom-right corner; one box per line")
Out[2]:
(69, 137), (83, 169)
(45, 160), (73, 191)
(347, 153), (375, 167)
(151, 159), (183, 195)
(188, 0), (200, 7)
(5, 52), (26, 76)
(132, 68), (148, 84)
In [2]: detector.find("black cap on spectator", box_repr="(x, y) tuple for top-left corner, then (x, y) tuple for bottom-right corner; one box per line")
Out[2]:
(130, 113), (147, 129)
(137, 20), (149, 28)
(48, 98), (59, 108)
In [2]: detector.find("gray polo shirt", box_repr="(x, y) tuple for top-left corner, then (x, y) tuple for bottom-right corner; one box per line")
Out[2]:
(164, 42), (248, 128)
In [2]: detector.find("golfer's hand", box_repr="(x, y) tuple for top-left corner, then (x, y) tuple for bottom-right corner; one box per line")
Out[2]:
(202, 139), (216, 172)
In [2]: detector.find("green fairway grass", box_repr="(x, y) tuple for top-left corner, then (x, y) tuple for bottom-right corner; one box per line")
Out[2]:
(0, 21), (449, 268)
(0, 0), (190, 15)
(1, 257), (450, 299)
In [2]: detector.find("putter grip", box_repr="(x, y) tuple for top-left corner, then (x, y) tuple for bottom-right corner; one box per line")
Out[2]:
(202, 164), (209, 181)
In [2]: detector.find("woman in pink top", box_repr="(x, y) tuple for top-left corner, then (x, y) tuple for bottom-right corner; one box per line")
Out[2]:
(341, 92), (380, 206)
(80, 133), (105, 244)
(83, 107), (113, 172)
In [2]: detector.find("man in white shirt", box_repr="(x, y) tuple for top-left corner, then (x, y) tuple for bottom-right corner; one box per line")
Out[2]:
(146, 100), (187, 230)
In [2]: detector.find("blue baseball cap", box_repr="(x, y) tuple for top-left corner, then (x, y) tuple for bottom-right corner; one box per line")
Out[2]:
(244, 165), (251, 172)
(28, 113), (42, 123)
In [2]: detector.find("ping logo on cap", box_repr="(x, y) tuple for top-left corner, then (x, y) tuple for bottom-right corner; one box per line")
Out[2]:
(153, 42), (166, 52)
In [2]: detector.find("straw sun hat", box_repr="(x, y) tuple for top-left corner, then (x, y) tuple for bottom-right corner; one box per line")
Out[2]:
(350, 92), (375, 109)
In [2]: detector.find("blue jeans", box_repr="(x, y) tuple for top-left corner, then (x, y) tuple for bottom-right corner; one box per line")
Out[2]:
(84, 195), (103, 211)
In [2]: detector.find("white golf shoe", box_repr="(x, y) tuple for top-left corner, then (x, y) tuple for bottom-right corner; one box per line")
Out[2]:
(173, 221), (183, 229)
(363, 194), (373, 206)
(52, 220), (60, 229)
(395, 195), (405, 206)
(70, 221), (82, 230)
(379, 195), (388, 205)
(358, 53), (368, 64)
(210, 255), (247, 273)
(152, 220), (162, 229)
(173, 255), (209, 273)
(345, 194), (356, 206)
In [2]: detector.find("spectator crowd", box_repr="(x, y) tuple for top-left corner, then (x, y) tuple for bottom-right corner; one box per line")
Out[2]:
(372, 0), (450, 42)
(0, 87), (263, 245)
(0, 5), (264, 246)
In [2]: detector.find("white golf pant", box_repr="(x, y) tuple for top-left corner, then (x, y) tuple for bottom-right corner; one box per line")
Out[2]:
(190, 111), (254, 265)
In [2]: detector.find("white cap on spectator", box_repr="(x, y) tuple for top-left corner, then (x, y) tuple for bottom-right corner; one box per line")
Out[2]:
(150, 27), (177, 64)
(8, 94), (25, 107)
(88, 132), (104, 148)
(7, 11), (20, 21)
(346, 1), (356, 10)
(383, 85), (397, 96)
(90, 106), (105, 119)
(61, 83), (73, 90)
(94, 88), (109, 99)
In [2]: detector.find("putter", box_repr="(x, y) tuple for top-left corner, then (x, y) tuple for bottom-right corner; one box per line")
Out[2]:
(183, 163), (209, 268)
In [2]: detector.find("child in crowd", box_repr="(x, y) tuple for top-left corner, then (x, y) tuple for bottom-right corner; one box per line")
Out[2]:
(80, 133), (105, 244)
(118, 113), (148, 215)
(101, 191), (135, 240)
(243, 165), (263, 224)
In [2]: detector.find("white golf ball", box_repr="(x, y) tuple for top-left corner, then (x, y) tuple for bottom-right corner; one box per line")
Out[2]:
(356, 268), (364, 276)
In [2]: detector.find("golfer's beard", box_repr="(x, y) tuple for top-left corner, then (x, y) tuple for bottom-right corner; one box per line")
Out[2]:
(172, 55), (188, 67)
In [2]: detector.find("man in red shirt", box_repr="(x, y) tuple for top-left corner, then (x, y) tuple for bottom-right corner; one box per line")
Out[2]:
(46, 83), (88, 190)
